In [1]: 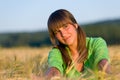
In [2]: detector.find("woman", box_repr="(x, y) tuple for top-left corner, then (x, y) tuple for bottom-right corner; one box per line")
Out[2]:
(46, 9), (111, 79)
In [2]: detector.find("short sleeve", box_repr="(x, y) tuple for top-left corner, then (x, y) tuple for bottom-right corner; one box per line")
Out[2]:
(92, 37), (110, 69)
(48, 48), (64, 74)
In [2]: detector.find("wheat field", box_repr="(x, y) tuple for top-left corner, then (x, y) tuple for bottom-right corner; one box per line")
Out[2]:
(0, 45), (120, 80)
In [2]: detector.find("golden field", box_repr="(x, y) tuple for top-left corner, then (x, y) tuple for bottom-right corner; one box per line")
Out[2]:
(0, 45), (120, 80)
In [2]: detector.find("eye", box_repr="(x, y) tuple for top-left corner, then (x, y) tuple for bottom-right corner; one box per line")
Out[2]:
(64, 25), (67, 28)
(54, 29), (60, 34)
(63, 24), (69, 30)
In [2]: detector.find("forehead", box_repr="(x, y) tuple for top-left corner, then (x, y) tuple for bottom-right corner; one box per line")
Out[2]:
(51, 20), (70, 32)
(53, 19), (73, 30)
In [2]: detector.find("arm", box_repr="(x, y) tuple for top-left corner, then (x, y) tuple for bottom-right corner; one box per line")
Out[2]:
(45, 67), (61, 79)
(91, 38), (111, 74)
(98, 59), (111, 74)
(31, 67), (61, 80)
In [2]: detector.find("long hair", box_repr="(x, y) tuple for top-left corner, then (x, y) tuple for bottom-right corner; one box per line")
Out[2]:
(47, 9), (88, 65)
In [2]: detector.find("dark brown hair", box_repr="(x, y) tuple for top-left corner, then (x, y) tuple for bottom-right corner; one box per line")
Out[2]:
(47, 9), (88, 65)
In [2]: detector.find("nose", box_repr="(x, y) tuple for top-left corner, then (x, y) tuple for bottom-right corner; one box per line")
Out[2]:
(59, 28), (67, 37)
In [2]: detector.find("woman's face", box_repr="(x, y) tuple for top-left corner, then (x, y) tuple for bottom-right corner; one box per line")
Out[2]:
(55, 23), (78, 46)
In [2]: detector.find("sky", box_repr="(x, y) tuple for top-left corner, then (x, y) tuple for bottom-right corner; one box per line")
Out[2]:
(0, 0), (120, 33)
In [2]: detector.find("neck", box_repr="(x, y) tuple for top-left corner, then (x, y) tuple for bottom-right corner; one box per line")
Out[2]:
(68, 45), (79, 61)
(68, 41), (77, 55)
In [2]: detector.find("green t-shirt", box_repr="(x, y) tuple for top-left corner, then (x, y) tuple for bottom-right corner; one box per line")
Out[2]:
(47, 37), (110, 78)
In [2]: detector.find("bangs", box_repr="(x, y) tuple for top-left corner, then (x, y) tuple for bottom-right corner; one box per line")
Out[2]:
(49, 16), (72, 34)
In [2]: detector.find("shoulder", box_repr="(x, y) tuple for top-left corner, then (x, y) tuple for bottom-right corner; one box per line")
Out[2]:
(48, 47), (62, 58)
(86, 37), (107, 47)
(86, 37), (108, 53)
(86, 37), (106, 43)
(49, 47), (61, 53)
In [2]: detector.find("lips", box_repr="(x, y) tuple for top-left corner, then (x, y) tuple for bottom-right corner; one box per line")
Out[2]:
(63, 36), (71, 42)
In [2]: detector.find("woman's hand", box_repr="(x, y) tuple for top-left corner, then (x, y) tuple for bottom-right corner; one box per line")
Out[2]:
(46, 67), (61, 79)
(31, 74), (45, 80)
(31, 67), (61, 80)
(98, 59), (111, 74)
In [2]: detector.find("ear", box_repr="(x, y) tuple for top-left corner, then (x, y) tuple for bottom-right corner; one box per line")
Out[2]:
(74, 24), (78, 29)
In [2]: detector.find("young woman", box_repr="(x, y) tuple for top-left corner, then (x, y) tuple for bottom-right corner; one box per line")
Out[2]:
(45, 9), (111, 79)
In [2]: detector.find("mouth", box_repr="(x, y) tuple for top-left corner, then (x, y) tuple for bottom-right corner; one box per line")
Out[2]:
(63, 36), (71, 42)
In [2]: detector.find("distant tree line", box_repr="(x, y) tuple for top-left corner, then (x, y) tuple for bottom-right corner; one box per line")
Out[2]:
(0, 19), (120, 47)
(0, 31), (51, 47)
(82, 19), (120, 45)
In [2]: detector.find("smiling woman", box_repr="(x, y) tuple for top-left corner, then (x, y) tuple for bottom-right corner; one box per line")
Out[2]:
(33, 9), (111, 80)
(27, 9), (111, 80)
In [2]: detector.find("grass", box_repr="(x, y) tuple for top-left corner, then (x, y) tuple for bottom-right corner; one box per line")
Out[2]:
(0, 45), (120, 80)
(0, 47), (49, 80)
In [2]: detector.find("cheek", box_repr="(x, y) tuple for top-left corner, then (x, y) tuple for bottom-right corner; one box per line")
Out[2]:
(55, 34), (60, 39)
(55, 35), (66, 44)
(55, 35), (62, 41)
(71, 29), (78, 39)
(69, 27), (77, 35)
